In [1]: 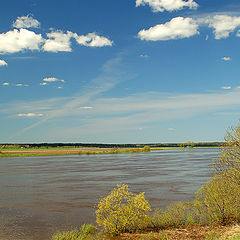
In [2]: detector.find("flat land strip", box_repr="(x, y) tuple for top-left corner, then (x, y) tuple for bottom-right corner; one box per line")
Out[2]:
(0, 147), (148, 157)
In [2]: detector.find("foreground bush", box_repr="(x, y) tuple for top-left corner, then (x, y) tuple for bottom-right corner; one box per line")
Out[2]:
(194, 174), (240, 225)
(152, 201), (196, 229)
(96, 184), (152, 235)
(52, 224), (97, 240)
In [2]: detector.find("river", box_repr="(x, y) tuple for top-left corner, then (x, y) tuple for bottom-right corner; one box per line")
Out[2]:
(0, 148), (220, 240)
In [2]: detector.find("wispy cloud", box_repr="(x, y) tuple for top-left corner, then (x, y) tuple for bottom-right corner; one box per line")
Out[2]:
(2, 82), (9, 86)
(17, 113), (44, 117)
(221, 86), (232, 89)
(140, 54), (149, 58)
(9, 55), (125, 137)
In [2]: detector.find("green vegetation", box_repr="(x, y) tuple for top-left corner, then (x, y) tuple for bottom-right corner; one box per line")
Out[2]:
(52, 224), (97, 240)
(96, 184), (152, 235)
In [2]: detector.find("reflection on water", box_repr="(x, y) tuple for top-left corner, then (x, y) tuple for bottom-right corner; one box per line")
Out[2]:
(0, 148), (219, 240)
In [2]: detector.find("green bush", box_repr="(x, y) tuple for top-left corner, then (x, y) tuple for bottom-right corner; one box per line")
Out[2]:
(96, 184), (152, 235)
(152, 201), (196, 229)
(194, 174), (240, 224)
(52, 224), (97, 240)
(143, 146), (151, 152)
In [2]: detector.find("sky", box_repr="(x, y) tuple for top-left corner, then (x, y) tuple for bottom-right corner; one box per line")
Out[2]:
(1, 0), (240, 143)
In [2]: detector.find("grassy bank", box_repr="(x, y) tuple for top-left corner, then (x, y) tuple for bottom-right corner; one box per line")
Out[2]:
(0, 146), (220, 157)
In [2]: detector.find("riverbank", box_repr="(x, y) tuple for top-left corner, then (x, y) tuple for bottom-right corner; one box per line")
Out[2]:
(119, 224), (240, 239)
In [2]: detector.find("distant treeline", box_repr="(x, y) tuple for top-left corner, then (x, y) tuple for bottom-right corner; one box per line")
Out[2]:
(0, 142), (223, 149)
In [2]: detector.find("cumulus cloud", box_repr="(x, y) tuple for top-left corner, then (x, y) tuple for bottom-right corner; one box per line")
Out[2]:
(43, 77), (60, 82)
(136, 0), (198, 12)
(0, 29), (44, 54)
(0, 59), (7, 66)
(42, 31), (113, 52)
(138, 17), (199, 41)
(0, 17), (113, 54)
(12, 15), (40, 29)
(73, 32), (113, 47)
(205, 15), (240, 39)
(221, 56), (231, 61)
(16, 84), (23, 86)
(2, 82), (9, 86)
(17, 113), (43, 117)
(221, 86), (231, 90)
(42, 31), (73, 52)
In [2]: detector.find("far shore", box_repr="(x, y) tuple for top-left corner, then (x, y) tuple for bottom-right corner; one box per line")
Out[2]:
(0, 146), (220, 158)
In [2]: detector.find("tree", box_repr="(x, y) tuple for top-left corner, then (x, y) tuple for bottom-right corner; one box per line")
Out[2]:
(194, 123), (240, 224)
(215, 124), (240, 185)
(96, 184), (151, 235)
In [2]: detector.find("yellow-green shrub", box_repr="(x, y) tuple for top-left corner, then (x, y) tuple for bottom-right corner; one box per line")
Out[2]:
(194, 174), (240, 224)
(152, 201), (196, 229)
(52, 224), (97, 240)
(96, 184), (152, 235)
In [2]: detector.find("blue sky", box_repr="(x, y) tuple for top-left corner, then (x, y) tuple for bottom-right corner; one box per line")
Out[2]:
(1, 0), (240, 143)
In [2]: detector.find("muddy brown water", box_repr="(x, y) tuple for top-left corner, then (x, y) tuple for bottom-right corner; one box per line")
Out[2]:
(0, 148), (219, 240)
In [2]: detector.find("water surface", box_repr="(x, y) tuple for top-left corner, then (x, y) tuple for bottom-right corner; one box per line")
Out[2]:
(0, 148), (219, 240)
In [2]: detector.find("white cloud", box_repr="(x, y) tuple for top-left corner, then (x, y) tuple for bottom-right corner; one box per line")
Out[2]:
(221, 56), (231, 61)
(136, 0), (198, 12)
(16, 84), (23, 86)
(140, 54), (149, 58)
(40, 82), (47, 86)
(42, 30), (73, 52)
(80, 106), (93, 109)
(0, 29), (44, 54)
(138, 17), (199, 41)
(221, 86), (231, 89)
(17, 113), (43, 117)
(0, 59), (7, 66)
(57, 86), (62, 89)
(12, 15), (40, 29)
(206, 15), (240, 39)
(168, 128), (175, 131)
(43, 77), (59, 82)
(2, 82), (9, 86)
(73, 32), (113, 47)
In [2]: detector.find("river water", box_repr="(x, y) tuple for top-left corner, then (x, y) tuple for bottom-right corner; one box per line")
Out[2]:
(0, 148), (219, 240)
